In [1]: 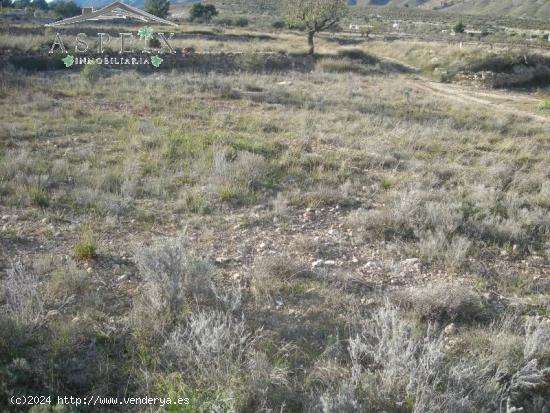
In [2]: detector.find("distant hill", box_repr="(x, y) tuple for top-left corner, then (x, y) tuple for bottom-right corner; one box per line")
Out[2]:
(355, 0), (550, 20)
(71, 0), (550, 20)
(431, 0), (550, 20)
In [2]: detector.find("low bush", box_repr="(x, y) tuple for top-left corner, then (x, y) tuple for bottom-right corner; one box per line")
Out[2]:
(28, 185), (49, 207)
(46, 262), (88, 300)
(251, 255), (312, 300)
(2, 262), (44, 326)
(80, 64), (102, 87)
(524, 318), (550, 364)
(272, 20), (286, 29)
(164, 311), (257, 385)
(134, 237), (215, 318)
(336, 303), (548, 412)
(73, 228), (97, 260)
(211, 146), (271, 202)
(395, 283), (485, 323)
(189, 3), (218, 23)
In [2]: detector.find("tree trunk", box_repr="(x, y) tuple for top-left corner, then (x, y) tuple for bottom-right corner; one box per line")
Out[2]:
(307, 31), (315, 55)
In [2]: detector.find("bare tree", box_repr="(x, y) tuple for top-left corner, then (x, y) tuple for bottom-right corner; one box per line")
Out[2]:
(282, 0), (347, 55)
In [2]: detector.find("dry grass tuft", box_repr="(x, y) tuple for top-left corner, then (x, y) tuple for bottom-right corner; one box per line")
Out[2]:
(395, 283), (485, 323)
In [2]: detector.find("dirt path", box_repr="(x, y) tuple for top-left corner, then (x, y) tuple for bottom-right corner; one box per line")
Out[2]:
(380, 56), (550, 123)
(414, 81), (550, 124)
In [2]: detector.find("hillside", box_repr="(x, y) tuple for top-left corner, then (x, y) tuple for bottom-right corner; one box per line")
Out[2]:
(435, 0), (550, 20)
(70, 0), (550, 20)
(355, 0), (550, 20)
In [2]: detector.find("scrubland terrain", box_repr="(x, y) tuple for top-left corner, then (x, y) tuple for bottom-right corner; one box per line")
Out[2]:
(353, 0), (550, 20)
(1, 10), (550, 413)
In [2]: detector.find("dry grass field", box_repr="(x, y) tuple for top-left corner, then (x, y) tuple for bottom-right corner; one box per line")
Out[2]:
(0, 9), (549, 413)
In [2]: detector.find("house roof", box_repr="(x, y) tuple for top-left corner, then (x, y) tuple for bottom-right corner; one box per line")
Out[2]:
(45, 1), (178, 27)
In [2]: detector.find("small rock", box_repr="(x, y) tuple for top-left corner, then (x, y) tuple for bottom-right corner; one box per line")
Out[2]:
(402, 258), (421, 265)
(47, 310), (59, 318)
(232, 273), (241, 280)
(1, 215), (9, 220)
(444, 323), (457, 336)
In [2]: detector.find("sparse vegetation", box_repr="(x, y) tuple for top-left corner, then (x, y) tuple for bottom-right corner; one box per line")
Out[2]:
(0, 4), (549, 412)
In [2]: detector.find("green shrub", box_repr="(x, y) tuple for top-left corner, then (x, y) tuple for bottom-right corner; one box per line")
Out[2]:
(148, 37), (162, 48)
(80, 64), (102, 87)
(453, 21), (465, 34)
(51, 0), (79, 18)
(145, 0), (169, 19)
(272, 20), (286, 29)
(28, 185), (49, 207)
(189, 4), (218, 22)
(73, 228), (97, 260)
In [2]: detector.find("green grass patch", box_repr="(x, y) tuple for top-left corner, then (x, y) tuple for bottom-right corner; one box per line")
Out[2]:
(28, 185), (49, 207)
(73, 228), (97, 260)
